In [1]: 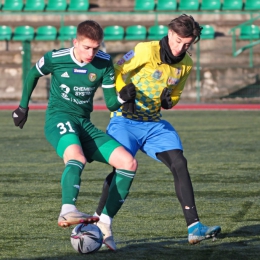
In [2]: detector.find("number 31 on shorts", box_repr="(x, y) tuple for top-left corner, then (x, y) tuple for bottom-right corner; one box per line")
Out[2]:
(57, 121), (75, 135)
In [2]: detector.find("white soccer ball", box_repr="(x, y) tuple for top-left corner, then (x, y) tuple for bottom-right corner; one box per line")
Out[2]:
(70, 224), (103, 254)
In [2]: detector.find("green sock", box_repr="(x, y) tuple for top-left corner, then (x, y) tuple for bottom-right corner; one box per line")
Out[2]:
(61, 160), (84, 205)
(102, 169), (135, 218)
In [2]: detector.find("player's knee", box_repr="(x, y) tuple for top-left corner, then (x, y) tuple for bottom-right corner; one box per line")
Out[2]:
(174, 152), (187, 168)
(130, 157), (138, 171)
(118, 156), (137, 172)
(170, 150), (187, 172)
(63, 153), (86, 165)
(63, 144), (86, 165)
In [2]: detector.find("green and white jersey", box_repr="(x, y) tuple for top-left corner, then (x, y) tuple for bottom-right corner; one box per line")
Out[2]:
(35, 47), (115, 118)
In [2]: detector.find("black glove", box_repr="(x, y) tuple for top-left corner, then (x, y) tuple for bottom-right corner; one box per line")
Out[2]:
(119, 83), (136, 114)
(12, 106), (29, 129)
(160, 88), (173, 109)
(122, 99), (136, 114)
(119, 83), (136, 101)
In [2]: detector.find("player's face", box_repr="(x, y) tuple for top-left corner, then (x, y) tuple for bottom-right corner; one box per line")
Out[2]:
(73, 37), (101, 63)
(168, 30), (195, 57)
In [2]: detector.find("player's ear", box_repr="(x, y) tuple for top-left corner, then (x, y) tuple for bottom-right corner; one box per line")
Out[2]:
(168, 29), (173, 38)
(73, 38), (78, 47)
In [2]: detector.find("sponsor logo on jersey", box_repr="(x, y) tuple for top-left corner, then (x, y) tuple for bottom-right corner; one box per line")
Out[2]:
(117, 58), (125, 65)
(73, 68), (88, 74)
(152, 70), (162, 80)
(74, 86), (93, 96)
(110, 73), (115, 80)
(61, 72), (70, 78)
(167, 77), (179, 85)
(38, 57), (44, 68)
(123, 50), (134, 61)
(60, 84), (70, 100)
(88, 73), (96, 82)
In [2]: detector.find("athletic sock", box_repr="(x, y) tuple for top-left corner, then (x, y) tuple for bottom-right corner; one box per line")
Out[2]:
(61, 160), (84, 205)
(102, 169), (135, 218)
(60, 204), (77, 216)
(99, 213), (112, 225)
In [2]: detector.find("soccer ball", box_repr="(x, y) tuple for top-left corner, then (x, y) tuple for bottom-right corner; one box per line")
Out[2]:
(70, 224), (103, 254)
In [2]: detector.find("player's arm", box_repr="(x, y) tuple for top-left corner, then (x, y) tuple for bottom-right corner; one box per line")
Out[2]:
(102, 83), (136, 112)
(12, 66), (42, 129)
(161, 64), (192, 109)
(20, 66), (41, 108)
(114, 68), (136, 113)
(170, 65), (192, 107)
(12, 53), (51, 129)
(102, 66), (135, 112)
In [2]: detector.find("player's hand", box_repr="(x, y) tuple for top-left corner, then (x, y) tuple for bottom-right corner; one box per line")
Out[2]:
(12, 106), (29, 129)
(119, 83), (136, 101)
(122, 99), (136, 114)
(160, 88), (173, 109)
(119, 83), (136, 114)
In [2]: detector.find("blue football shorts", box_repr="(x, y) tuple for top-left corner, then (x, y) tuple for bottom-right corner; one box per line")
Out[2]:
(106, 116), (183, 162)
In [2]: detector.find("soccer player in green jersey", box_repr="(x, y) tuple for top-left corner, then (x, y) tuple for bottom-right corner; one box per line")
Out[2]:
(12, 20), (137, 251)
(95, 14), (221, 247)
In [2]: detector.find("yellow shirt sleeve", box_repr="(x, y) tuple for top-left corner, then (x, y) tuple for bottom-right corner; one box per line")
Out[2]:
(114, 42), (151, 92)
(114, 67), (126, 92)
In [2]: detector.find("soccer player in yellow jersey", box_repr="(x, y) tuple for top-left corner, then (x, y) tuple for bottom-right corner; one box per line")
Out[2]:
(95, 14), (221, 249)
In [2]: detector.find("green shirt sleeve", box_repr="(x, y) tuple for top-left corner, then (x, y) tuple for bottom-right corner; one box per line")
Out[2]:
(102, 86), (124, 111)
(20, 65), (42, 108)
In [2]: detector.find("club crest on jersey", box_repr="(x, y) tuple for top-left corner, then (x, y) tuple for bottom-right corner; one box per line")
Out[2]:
(89, 73), (96, 82)
(152, 70), (162, 79)
(73, 68), (88, 74)
(167, 77), (180, 85)
(117, 58), (125, 65)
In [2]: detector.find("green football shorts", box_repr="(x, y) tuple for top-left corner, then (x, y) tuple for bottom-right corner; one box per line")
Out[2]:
(44, 113), (121, 163)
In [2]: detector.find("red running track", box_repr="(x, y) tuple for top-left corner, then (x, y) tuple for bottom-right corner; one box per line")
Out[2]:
(1, 103), (260, 110)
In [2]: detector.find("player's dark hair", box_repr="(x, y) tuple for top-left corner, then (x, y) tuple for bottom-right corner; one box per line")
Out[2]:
(168, 14), (203, 44)
(77, 20), (103, 41)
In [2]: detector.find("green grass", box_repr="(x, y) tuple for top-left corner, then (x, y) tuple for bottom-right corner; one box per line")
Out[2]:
(0, 110), (260, 260)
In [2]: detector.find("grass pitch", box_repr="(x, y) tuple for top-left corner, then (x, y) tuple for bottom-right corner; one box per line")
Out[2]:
(0, 110), (259, 260)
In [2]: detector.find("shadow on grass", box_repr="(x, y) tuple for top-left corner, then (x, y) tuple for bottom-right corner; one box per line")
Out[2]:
(4, 225), (260, 260)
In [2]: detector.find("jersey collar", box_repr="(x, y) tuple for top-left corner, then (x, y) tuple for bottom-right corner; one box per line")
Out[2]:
(70, 47), (87, 67)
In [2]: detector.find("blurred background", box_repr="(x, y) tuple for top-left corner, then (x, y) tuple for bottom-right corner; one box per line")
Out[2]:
(0, 0), (260, 104)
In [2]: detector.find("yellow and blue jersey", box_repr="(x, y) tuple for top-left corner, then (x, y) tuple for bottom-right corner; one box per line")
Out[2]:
(111, 41), (193, 121)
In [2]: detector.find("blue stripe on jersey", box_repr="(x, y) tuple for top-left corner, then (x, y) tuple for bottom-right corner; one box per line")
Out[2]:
(52, 48), (70, 58)
(96, 50), (110, 60)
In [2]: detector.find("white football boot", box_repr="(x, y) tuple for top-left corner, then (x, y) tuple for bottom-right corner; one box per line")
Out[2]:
(96, 220), (117, 251)
(58, 211), (99, 227)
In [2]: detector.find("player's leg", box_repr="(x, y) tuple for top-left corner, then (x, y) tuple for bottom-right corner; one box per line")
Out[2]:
(156, 150), (221, 244)
(44, 114), (98, 227)
(102, 145), (137, 217)
(94, 117), (140, 217)
(81, 119), (138, 251)
(139, 119), (220, 244)
(92, 144), (137, 251)
(156, 149), (199, 224)
(95, 169), (115, 216)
